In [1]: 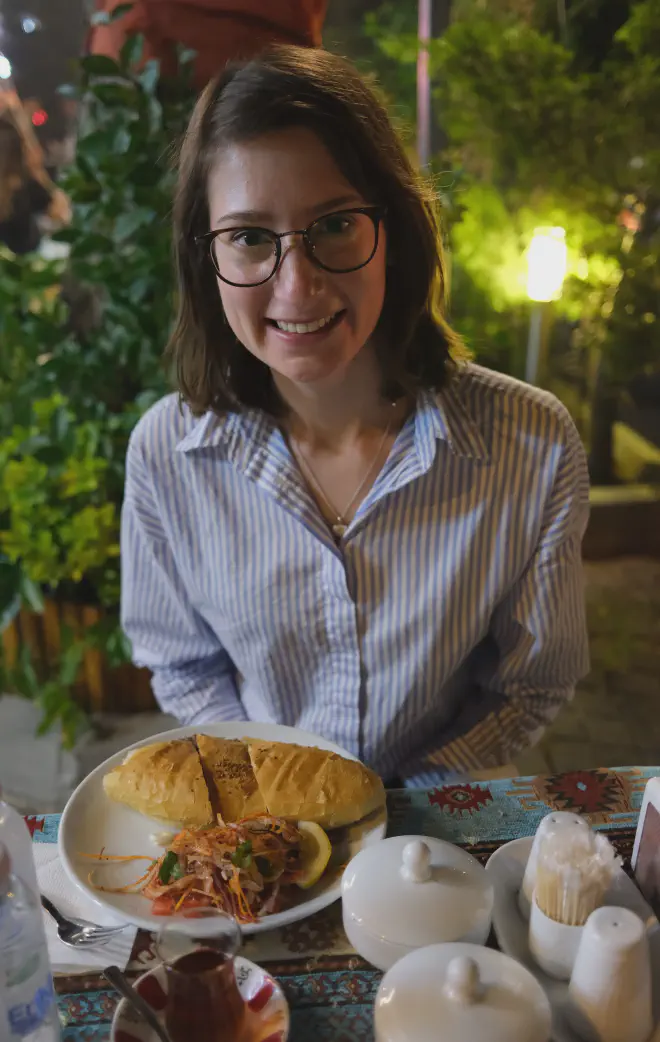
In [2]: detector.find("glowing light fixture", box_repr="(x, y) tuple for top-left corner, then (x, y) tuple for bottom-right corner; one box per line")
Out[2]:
(22, 15), (41, 33)
(526, 226), (567, 302)
(0, 54), (12, 79)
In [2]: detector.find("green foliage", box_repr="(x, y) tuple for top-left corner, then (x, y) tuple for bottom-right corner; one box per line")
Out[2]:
(0, 252), (75, 427)
(0, 37), (197, 738)
(51, 43), (194, 414)
(599, 205), (660, 385)
(366, 0), (660, 402)
(0, 393), (123, 600)
(0, 638), (89, 749)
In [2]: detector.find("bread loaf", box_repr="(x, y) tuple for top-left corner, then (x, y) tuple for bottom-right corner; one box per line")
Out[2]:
(246, 739), (385, 829)
(102, 739), (213, 826)
(102, 734), (385, 828)
(196, 735), (268, 824)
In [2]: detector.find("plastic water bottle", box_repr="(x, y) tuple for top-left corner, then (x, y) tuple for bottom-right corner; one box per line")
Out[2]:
(0, 843), (61, 1041)
(0, 793), (39, 898)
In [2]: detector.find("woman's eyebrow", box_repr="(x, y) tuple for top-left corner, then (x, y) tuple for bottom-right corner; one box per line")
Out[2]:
(214, 194), (364, 227)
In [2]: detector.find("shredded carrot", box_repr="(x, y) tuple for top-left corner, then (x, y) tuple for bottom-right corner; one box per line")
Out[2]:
(228, 870), (255, 922)
(174, 886), (194, 912)
(78, 852), (154, 863)
(87, 860), (158, 894)
(237, 812), (279, 823)
(88, 869), (145, 894)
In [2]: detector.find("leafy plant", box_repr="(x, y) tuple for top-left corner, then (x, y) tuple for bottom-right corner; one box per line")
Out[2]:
(0, 251), (75, 427)
(0, 637), (89, 749)
(365, 0), (660, 480)
(0, 34), (197, 737)
(0, 393), (124, 606)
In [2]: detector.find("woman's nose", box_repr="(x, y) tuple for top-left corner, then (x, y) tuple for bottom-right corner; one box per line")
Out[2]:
(275, 234), (325, 297)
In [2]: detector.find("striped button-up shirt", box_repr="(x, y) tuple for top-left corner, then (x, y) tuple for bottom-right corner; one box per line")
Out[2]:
(121, 364), (590, 786)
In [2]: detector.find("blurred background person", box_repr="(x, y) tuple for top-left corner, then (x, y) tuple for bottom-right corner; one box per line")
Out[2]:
(87, 0), (328, 89)
(0, 97), (70, 255)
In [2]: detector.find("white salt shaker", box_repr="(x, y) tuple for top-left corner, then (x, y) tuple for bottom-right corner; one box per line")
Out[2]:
(566, 906), (653, 1042)
(519, 812), (590, 920)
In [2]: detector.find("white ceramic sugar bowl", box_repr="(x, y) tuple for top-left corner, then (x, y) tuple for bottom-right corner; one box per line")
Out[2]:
(341, 835), (493, 971)
(374, 942), (552, 1042)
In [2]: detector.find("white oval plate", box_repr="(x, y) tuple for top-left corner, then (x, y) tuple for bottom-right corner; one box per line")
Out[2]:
(59, 722), (387, 935)
(486, 837), (660, 1042)
(110, 955), (289, 1042)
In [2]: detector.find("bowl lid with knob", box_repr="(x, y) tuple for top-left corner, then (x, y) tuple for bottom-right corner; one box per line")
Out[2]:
(341, 835), (493, 949)
(375, 942), (552, 1042)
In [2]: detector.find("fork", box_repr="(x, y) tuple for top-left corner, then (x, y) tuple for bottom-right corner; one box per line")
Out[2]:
(41, 895), (129, 948)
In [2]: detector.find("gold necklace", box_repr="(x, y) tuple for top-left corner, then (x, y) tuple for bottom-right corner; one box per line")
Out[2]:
(290, 402), (397, 539)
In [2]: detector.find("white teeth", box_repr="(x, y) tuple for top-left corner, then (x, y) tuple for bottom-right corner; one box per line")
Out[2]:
(275, 313), (337, 334)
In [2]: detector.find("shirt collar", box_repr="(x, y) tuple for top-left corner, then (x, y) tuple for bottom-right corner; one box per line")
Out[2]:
(176, 369), (489, 463)
(175, 406), (271, 459)
(415, 373), (490, 464)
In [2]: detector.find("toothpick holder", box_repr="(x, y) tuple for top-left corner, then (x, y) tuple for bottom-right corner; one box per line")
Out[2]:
(528, 897), (583, 981)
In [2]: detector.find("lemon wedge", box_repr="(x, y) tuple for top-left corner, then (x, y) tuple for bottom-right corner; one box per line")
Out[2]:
(295, 821), (332, 890)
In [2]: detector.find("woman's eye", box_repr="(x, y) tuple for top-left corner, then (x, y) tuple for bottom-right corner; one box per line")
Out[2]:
(231, 229), (273, 247)
(316, 215), (353, 235)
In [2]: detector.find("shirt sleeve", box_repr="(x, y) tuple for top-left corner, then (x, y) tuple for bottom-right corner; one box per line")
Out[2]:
(120, 434), (247, 725)
(402, 415), (591, 787)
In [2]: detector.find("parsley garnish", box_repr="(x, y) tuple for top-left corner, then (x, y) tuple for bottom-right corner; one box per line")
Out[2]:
(231, 840), (253, 870)
(159, 850), (179, 884)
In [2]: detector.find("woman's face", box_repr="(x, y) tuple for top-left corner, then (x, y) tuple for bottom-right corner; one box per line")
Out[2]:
(206, 126), (387, 389)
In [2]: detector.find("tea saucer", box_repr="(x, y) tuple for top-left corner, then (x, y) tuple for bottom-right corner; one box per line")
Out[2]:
(110, 956), (289, 1042)
(486, 837), (660, 1042)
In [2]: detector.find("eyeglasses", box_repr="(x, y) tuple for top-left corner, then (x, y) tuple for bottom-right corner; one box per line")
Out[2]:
(196, 206), (386, 287)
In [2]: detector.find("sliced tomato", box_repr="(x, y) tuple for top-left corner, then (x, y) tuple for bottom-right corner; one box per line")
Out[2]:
(180, 893), (213, 915)
(151, 892), (213, 917)
(151, 894), (177, 916)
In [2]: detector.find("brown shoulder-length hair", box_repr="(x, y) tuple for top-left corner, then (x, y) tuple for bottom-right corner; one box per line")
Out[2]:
(168, 45), (465, 417)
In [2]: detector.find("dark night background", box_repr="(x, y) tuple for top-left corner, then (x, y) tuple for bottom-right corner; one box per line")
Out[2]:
(1, 0), (86, 143)
(0, 0), (634, 148)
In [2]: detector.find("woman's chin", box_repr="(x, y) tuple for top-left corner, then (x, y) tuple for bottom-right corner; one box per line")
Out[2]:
(269, 349), (354, 388)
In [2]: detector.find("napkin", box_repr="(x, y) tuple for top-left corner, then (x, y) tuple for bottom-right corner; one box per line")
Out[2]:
(34, 843), (138, 975)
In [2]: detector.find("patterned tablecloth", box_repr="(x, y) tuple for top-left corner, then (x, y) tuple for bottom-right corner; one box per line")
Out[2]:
(30, 765), (657, 1042)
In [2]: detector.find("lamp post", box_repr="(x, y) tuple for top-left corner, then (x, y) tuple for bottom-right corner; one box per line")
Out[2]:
(417, 0), (432, 167)
(417, 0), (451, 167)
(525, 226), (567, 385)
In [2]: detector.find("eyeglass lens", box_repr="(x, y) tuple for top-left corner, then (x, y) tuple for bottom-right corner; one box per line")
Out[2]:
(210, 210), (378, 285)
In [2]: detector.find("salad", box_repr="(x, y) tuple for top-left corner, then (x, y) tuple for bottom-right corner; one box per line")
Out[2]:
(85, 815), (332, 923)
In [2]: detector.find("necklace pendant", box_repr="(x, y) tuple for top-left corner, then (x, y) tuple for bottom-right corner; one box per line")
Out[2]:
(332, 522), (348, 539)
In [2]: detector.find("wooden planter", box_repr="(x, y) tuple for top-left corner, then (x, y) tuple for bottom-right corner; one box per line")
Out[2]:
(1, 600), (156, 714)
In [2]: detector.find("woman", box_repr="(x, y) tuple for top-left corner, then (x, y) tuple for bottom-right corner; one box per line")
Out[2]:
(121, 46), (590, 786)
(0, 116), (70, 255)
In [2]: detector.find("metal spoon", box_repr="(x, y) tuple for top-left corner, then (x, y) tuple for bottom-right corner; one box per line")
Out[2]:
(41, 895), (128, 948)
(104, 965), (172, 1042)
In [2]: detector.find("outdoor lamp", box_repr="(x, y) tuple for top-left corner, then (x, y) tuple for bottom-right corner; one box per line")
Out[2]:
(525, 226), (567, 384)
(526, 226), (567, 303)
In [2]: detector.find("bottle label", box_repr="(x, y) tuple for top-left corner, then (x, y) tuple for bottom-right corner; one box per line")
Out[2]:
(4, 947), (56, 1039)
(7, 975), (55, 1036)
